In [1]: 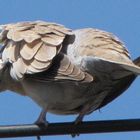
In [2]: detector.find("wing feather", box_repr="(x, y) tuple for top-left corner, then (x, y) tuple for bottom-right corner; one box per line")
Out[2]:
(20, 30), (41, 43)
(10, 58), (27, 80)
(73, 28), (140, 74)
(0, 21), (73, 80)
(74, 28), (131, 64)
(34, 43), (56, 62)
(20, 41), (42, 60)
(30, 59), (51, 70)
(41, 35), (65, 46)
(26, 54), (94, 83)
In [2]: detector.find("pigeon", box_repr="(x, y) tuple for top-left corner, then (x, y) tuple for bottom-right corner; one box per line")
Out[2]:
(0, 20), (140, 126)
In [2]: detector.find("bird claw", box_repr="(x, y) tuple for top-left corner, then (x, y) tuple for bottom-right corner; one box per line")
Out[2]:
(71, 120), (82, 137)
(35, 119), (49, 127)
(35, 120), (49, 140)
(70, 115), (84, 137)
(35, 108), (48, 126)
(37, 136), (41, 140)
(35, 109), (48, 140)
(71, 133), (80, 138)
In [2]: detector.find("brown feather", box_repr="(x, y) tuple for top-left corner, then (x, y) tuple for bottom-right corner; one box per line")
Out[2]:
(30, 58), (51, 70)
(7, 29), (23, 42)
(20, 41), (42, 60)
(10, 58), (27, 80)
(20, 30), (41, 43)
(34, 43), (57, 62)
(33, 25), (53, 34)
(41, 34), (65, 46)
(0, 21), (73, 80)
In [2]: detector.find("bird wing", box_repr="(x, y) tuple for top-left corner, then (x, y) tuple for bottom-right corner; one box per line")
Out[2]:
(26, 53), (93, 83)
(0, 21), (73, 80)
(74, 28), (140, 74)
(0, 21), (93, 82)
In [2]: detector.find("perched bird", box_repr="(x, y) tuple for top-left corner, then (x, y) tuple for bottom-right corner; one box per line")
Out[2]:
(0, 20), (140, 126)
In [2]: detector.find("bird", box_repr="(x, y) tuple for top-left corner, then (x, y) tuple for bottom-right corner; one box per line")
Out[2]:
(0, 20), (140, 127)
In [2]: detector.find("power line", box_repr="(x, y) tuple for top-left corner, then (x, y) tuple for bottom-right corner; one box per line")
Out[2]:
(0, 119), (140, 138)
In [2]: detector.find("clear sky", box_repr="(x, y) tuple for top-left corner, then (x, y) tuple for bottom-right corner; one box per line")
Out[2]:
(0, 0), (140, 140)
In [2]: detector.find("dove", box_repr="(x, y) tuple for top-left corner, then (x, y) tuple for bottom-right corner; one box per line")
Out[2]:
(0, 20), (140, 126)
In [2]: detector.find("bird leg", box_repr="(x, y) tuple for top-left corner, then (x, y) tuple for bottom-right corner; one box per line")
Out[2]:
(74, 104), (90, 124)
(74, 112), (85, 125)
(35, 108), (48, 140)
(35, 108), (48, 126)
(72, 105), (90, 137)
(71, 113), (85, 137)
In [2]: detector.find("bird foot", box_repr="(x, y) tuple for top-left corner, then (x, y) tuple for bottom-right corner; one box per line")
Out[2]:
(71, 132), (80, 138)
(35, 109), (48, 140)
(35, 118), (49, 127)
(35, 108), (48, 126)
(71, 114), (84, 137)
(74, 115), (83, 125)
(35, 119), (49, 140)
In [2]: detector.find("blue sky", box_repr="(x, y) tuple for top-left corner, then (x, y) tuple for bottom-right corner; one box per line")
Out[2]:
(0, 0), (140, 140)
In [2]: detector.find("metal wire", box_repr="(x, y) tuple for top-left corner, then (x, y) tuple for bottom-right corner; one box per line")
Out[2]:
(0, 119), (140, 138)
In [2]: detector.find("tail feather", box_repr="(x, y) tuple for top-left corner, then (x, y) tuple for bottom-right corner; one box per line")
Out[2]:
(97, 56), (140, 109)
(120, 56), (140, 75)
(133, 56), (140, 67)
